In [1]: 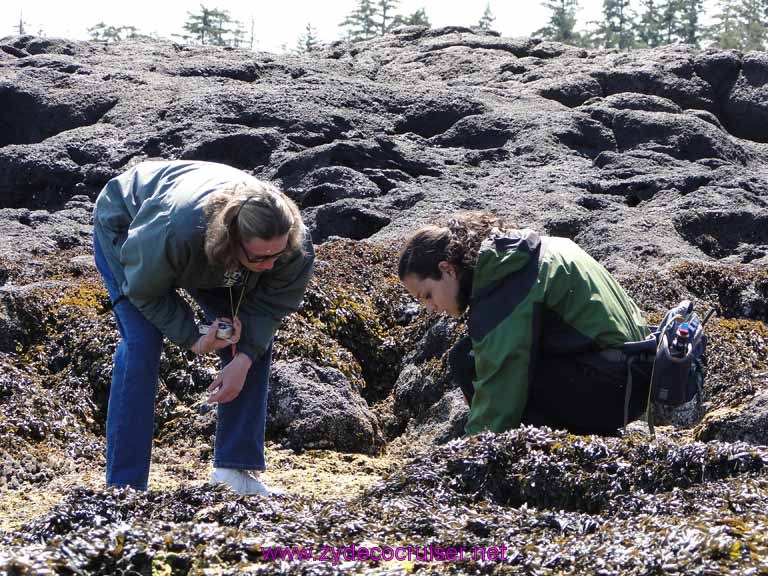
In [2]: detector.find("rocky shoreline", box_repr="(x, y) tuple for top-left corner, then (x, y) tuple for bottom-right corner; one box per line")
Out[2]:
(2, 27), (768, 574)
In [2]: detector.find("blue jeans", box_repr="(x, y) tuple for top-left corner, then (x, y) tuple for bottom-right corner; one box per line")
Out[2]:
(93, 234), (270, 490)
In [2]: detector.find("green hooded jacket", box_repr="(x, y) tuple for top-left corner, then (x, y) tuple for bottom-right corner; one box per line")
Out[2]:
(93, 160), (315, 362)
(465, 229), (648, 435)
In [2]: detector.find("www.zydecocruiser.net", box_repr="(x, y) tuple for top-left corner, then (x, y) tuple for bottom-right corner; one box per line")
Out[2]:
(261, 544), (509, 564)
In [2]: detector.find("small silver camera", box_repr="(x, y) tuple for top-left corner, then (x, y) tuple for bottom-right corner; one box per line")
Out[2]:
(199, 321), (234, 339)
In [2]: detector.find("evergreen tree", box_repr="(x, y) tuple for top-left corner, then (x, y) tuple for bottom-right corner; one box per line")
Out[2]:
(117, 26), (155, 40)
(707, 0), (742, 48)
(182, 5), (232, 46)
(477, 3), (496, 31)
(391, 8), (431, 27)
(88, 22), (106, 41)
(88, 22), (124, 42)
(295, 22), (319, 53)
(231, 20), (248, 48)
(378, 0), (400, 34)
(182, 5), (215, 45)
(88, 23), (151, 42)
(659, 0), (682, 43)
(597, 0), (636, 48)
(738, 0), (768, 50)
(208, 7), (233, 46)
(535, 0), (580, 44)
(635, 0), (664, 47)
(339, 0), (379, 41)
(679, 0), (705, 46)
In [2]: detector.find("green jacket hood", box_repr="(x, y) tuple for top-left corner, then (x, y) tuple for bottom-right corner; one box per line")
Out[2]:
(471, 229), (540, 300)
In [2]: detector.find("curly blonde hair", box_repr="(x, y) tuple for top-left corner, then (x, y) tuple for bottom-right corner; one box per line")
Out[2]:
(204, 180), (304, 269)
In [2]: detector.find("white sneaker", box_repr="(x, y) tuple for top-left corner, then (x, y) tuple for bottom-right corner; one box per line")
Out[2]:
(210, 468), (283, 496)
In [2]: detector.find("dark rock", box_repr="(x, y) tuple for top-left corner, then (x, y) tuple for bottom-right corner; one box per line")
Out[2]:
(611, 109), (747, 164)
(696, 388), (768, 445)
(394, 97), (486, 138)
(693, 49), (742, 95)
(582, 93), (683, 119)
(675, 209), (768, 261)
(285, 166), (381, 208)
(0, 70), (117, 147)
(431, 113), (525, 149)
(0, 203), (93, 260)
(596, 46), (717, 112)
(0, 281), (66, 352)
(20, 37), (83, 56)
(267, 359), (384, 453)
(0, 33), (765, 273)
(309, 199), (391, 243)
(723, 52), (768, 142)
(0, 145), (84, 207)
(685, 109), (726, 130)
(179, 128), (282, 169)
(535, 74), (603, 108)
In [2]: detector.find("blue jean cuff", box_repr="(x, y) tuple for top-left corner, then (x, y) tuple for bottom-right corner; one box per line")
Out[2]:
(214, 461), (266, 471)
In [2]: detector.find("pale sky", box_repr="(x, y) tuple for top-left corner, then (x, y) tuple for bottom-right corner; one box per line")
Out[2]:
(1, 0), (610, 53)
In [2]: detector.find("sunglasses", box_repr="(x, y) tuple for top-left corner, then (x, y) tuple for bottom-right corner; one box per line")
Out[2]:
(238, 239), (288, 263)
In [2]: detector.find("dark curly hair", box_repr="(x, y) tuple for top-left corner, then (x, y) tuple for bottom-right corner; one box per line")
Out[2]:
(398, 212), (515, 311)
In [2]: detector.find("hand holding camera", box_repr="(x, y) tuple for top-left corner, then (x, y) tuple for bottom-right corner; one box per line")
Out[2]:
(192, 317), (241, 355)
(199, 321), (234, 340)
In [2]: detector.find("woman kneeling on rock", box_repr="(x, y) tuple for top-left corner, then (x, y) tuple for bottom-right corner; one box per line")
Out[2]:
(398, 212), (653, 436)
(93, 160), (314, 494)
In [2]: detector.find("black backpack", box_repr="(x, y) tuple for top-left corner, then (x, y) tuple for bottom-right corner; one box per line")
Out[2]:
(621, 300), (714, 435)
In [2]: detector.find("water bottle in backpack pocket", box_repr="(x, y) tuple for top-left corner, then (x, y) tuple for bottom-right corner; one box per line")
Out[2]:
(650, 300), (711, 406)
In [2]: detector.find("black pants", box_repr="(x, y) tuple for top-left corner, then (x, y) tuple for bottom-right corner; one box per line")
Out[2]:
(448, 336), (652, 435)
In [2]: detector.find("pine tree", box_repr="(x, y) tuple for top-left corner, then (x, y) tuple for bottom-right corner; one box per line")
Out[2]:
(87, 22), (107, 41)
(295, 22), (319, 53)
(182, 5), (216, 45)
(597, 0), (636, 48)
(635, 0), (664, 46)
(659, 0), (682, 43)
(707, 0), (742, 48)
(207, 7), (233, 46)
(88, 22), (150, 42)
(339, 0), (379, 42)
(231, 20), (248, 48)
(576, 27), (599, 48)
(477, 3), (496, 31)
(378, 0), (400, 34)
(180, 5), (232, 46)
(120, 26), (140, 40)
(87, 22), (124, 42)
(679, 0), (704, 46)
(739, 0), (767, 50)
(391, 8), (431, 27)
(535, 0), (580, 44)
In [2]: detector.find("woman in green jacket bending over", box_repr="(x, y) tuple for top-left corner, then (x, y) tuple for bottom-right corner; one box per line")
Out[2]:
(398, 212), (652, 436)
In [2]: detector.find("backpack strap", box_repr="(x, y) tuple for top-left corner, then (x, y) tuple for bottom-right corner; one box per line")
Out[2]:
(623, 355), (636, 433)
